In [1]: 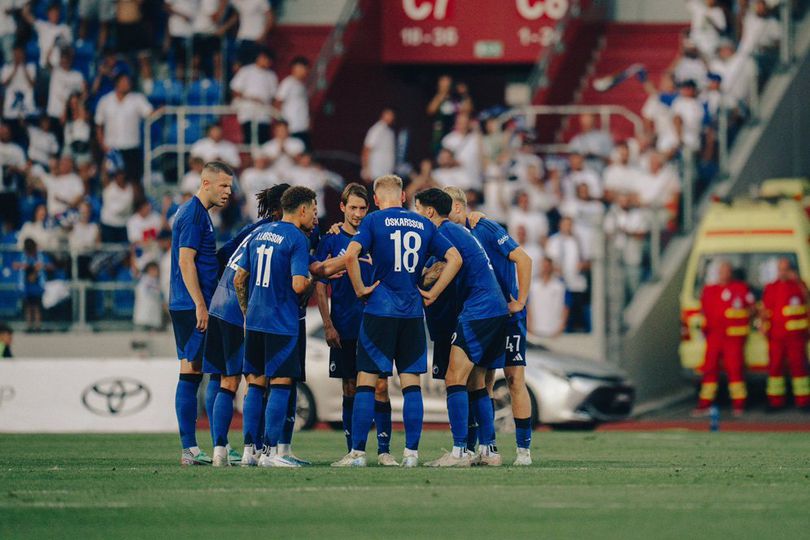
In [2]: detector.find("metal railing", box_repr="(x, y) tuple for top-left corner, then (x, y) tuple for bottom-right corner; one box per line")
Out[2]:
(143, 104), (282, 193)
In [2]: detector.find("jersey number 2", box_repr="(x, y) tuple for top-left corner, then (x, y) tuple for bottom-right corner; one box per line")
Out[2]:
(390, 230), (421, 273)
(255, 244), (274, 287)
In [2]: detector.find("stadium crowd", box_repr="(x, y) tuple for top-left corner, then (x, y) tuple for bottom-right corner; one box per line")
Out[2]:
(0, 0), (787, 333)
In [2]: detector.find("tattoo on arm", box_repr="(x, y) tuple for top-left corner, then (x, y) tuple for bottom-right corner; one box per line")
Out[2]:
(234, 269), (249, 315)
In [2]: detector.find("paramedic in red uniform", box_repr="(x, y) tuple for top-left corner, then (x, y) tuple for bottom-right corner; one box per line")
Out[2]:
(761, 258), (810, 410)
(695, 260), (754, 416)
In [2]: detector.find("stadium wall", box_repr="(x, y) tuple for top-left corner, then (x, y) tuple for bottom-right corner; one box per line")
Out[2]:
(609, 0), (688, 22)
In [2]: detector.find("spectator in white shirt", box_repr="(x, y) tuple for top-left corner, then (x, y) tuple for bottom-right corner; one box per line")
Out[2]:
(568, 113), (613, 173)
(241, 153), (279, 220)
(671, 80), (705, 153)
(362, 107), (396, 182)
(508, 189), (549, 247)
(228, 0), (274, 66)
(603, 141), (642, 202)
(164, 0), (195, 80)
(100, 168), (134, 242)
(260, 120), (305, 175)
(0, 0), (20, 64)
(441, 112), (483, 192)
(0, 121), (27, 222)
(23, 3), (71, 68)
(545, 216), (589, 331)
(560, 183), (605, 262)
(603, 192), (650, 296)
(274, 56), (311, 147)
(180, 156), (204, 194)
(127, 199), (164, 245)
(637, 151), (680, 229)
(30, 156), (85, 219)
(287, 153), (328, 217)
(508, 138), (544, 185)
(47, 49), (86, 125)
(686, 0), (727, 59)
(95, 74), (153, 183)
(17, 204), (56, 251)
(27, 116), (59, 169)
(739, 0), (780, 57)
(709, 39), (757, 107)
(69, 201), (100, 253)
(190, 123), (241, 169)
(432, 148), (469, 190)
(528, 257), (570, 338)
(513, 224), (544, 271)
(230, 48), (278, 146)
(641, 72), (680, 156)
(133, 261), (164, 330)
(1, 45), (36, 121)
(562, 152), (603, 201)
(673, 39), (708, 89)
(63, 97), (93, 170)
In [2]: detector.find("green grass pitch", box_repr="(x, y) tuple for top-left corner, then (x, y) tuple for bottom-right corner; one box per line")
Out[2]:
(2, 430), (809, 539)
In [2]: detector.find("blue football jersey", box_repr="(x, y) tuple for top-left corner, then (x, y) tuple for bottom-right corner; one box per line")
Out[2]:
(315, 228), (375, 340)
(169, 196), (218, 311)
(353, 207), (452, 318)
(469, 218), (525, 320)
(424, 255), (459, 340)
(209, 219), (271, 326)
(438, 221), (507, 322)
(236, 221), (311, 336)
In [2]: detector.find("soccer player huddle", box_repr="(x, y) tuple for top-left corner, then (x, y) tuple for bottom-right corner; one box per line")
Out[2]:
(170, 162), (534, 468)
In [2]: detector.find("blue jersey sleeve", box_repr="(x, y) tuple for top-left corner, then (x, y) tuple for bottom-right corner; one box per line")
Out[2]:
(353, 213), (374, 252)
(290, 233), (310, 278)
(428, 223), (453, 258)
(481, 219), (519, 259)
(313, 234), (333, 284)
(178, 214), (203, 251)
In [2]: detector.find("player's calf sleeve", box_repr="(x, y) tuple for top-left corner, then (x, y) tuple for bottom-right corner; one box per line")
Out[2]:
(242, 383), (264, 447)
(259, 390), (269, 447)
(175, 374), (202, 449)
(205, 375), (221, 444)
(401, 387), (422, 451)
(264, 384), (292, 448)
(514, 417), (532, 449)
(374, 400), (393, 454)
(471, 388), (496, 447)
(279, 385), (297, 446)
(446, 385), (469, 448)
(350, 386), (375, 452)
(342, 396), (354, 452)
(466, 395), (479, 452)
(212, 388), (235, 447)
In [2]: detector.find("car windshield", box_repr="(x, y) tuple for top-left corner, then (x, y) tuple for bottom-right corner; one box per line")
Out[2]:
(693, 252), (798, 298)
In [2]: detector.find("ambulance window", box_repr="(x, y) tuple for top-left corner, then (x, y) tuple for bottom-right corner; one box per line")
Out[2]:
(693, 253), (798, 298)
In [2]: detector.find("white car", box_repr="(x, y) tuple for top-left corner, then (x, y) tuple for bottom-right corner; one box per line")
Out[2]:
(292, 309), (635, 431)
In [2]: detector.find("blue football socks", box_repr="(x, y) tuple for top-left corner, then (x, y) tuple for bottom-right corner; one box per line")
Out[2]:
(515, 417), (532, 449)
(205, 375), (220, 445)
(350, 386), (375, 452)
(264, 384), (292, 449)
(342, 395), (354, 452)
(279, 384), (297, 446)
(242, 383), (264, 448)
(175, 374), (202, 449)
(466, 395), (479, 451)
(471, 388), (496, 447)
(374, 400), (393, 454)
(446, 385), (469, 448)
(212, 387), (235, 447)
(401, 387), (423, 451)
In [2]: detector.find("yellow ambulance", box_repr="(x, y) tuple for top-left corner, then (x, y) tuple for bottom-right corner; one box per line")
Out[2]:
(679, 178), (810, 374)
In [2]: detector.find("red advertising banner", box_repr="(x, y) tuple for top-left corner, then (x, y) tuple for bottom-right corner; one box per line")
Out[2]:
(381, 0), (578, 64)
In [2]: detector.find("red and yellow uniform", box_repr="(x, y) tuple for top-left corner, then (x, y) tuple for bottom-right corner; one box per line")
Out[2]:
(762, 278), (810, 408)
(698, 281), (754, 411)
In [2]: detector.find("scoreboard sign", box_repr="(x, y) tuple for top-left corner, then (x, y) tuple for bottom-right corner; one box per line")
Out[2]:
(382, 0), (578, 64)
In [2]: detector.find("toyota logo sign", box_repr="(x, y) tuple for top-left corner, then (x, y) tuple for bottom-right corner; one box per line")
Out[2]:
(81, 378), (151, 417)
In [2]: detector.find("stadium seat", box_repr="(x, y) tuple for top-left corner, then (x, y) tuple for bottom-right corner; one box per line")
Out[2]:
(0, 266), (20, 318)
(25, 40), (40, 64)
(73, 40), (96, 81)
(111, 268), (135, 319)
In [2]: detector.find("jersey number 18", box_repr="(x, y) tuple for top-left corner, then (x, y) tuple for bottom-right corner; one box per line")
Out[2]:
(390, 230), (421, 273)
